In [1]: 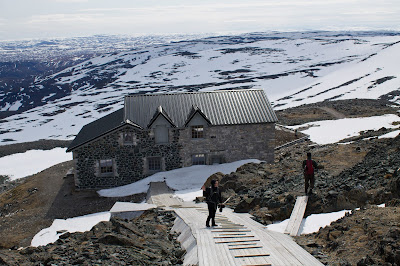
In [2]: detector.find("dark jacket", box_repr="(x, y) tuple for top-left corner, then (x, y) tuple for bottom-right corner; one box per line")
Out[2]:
(203, 187), (222, 204)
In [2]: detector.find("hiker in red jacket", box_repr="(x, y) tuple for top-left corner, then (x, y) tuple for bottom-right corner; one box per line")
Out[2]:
(302, 152), (318, 195)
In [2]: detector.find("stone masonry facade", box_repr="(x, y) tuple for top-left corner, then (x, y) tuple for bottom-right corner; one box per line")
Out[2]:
(179, 123), (275, 166)
(73, 123), (275, 190)
(73, 125), (181, 190)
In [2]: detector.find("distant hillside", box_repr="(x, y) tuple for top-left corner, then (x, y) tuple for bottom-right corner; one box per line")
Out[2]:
(0, 31), (399, 144)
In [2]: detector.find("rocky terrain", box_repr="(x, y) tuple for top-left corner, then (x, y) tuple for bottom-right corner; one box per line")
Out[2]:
(211, 102), (400, 265)
(296, 203), (400, 265)
(220, 134), (400, 216)
(0, 98), (398, 264)
(0, 161), (144, 248)
(0, 209), (184, 265)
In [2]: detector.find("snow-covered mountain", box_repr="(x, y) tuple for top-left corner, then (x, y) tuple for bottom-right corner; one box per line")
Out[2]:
(1, 31), (400, 144)
(0, 34), (210, 115)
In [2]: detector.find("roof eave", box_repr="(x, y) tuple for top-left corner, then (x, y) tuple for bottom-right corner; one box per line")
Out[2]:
(66, 122), (142, 152)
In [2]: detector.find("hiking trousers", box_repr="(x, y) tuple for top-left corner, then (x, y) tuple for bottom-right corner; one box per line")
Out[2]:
(304, 173), (315, 193)
(207, 202), (217, 219)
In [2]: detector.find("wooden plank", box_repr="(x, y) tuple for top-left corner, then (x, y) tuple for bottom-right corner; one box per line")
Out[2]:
(218, 233), (247, 236)
(217, 227), (246, 230)
(172, 202), (324, 266)
(214, 235), (255, 238)
(229, 246), (263, 250)
(234, 254), (270, 258)
(216, 239), (260, 244)
(241, 264), (272, 266)
(212, 230), (251, 233)
(228, 243), (258, 246)
(284, 196), (308, 236)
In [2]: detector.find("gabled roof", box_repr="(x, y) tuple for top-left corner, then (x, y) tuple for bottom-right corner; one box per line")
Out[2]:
(67, 109), (140, 152)
(124, 89), (277, 128)
(184, 105), (212, 127)
(67, 89), (278, 152)
(147, 106), (176, 128)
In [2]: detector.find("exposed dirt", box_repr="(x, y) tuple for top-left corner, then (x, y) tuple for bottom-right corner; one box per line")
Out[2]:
(277, 98), (400, 126)
(0, 139), (71, 158)
(0, 161), (145, 248)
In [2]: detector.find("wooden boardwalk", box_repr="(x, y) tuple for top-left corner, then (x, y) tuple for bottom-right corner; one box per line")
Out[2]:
(146, 181), (184, 207)
(284, 196), (309, 236)
(149, 183), (322, 266)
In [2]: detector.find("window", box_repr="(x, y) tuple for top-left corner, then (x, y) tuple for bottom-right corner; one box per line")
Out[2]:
(154, 125), (169, 144)
(123, 132), (134, 144)
(100, 159), (113, 174)
(148, 157), (162, 171)
(191, 125), (204, 139)
(192, 154), (206, 165)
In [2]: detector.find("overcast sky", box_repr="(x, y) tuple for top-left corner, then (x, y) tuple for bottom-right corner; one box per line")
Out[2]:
(1, 0), (399, 41)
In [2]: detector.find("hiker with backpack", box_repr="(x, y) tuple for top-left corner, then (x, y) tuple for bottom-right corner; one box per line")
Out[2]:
(201, 179), (222, 227)
(303, 152), (318, 195)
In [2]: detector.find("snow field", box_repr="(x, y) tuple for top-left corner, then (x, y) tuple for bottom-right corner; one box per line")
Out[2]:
(0, 148), (72, 180)
(2, 33), (400, 145)
(288, 114), (400, 145)
(98, 159), (260, 200)
(266, 209), (351, 235)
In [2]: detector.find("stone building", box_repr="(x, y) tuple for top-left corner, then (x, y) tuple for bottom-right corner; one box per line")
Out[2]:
(67, 89), (278, 189)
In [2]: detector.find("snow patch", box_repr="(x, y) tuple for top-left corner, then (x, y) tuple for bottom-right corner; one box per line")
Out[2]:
(8, 100), (23, 111)
(288, 114), (400, 145)
(378, 129), (400, 139)
(31, 212), (111, 247)
(0, 148), (72, 180)
(41, 93), (57, 102)
(98, 159), (260, 201)
(267, 209), (351, 235)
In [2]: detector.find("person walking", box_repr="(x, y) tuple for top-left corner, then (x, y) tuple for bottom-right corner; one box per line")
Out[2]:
(302, 152), (318, 195)
(202, 179), (222, 227)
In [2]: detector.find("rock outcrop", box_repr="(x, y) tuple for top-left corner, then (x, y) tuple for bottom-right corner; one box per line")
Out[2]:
(0, 209), (184, 265)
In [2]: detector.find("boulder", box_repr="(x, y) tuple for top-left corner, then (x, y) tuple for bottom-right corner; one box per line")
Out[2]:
(234, 198), (261, 213)
(203, 172), (224, 188)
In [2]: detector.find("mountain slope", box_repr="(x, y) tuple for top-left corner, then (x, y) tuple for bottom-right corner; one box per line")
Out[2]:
(0, 31), (399, 144)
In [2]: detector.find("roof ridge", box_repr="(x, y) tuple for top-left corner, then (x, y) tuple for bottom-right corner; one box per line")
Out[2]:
(124, 89), (264, 98)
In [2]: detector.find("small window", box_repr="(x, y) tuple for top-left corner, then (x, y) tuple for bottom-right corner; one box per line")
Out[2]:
(148, 157), (162, 171)
(191, 125), (204, 139)
(123, 132), (134, 144)
(154, 125), (169, 144)
(192, 154), (206, 165)
(100, 159), (113, 174)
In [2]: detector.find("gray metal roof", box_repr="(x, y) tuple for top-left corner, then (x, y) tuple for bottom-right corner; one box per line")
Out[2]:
(67, 109), (125, 152)
(124, 89), (277, 128)
(68, 89), (277, 152)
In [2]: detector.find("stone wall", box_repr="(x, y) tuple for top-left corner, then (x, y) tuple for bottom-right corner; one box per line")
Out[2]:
(73, 122), (275, 189)
(73, 125), (181, 190)
(179, 123), (275, 167)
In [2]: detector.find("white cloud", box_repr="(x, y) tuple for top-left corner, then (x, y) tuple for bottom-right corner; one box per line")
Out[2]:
(1, 0), (400, 40)
(54, 0), (89, 2)
(28, 13), (103, 24)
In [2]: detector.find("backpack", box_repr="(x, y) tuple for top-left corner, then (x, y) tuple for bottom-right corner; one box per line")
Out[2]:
(305, 160), (314, 175)
(206, 187), (219, 203)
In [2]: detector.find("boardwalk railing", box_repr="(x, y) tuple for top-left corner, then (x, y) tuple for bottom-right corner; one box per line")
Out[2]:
(275, 135), (309, 150)
(275, 124), (310, 150)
